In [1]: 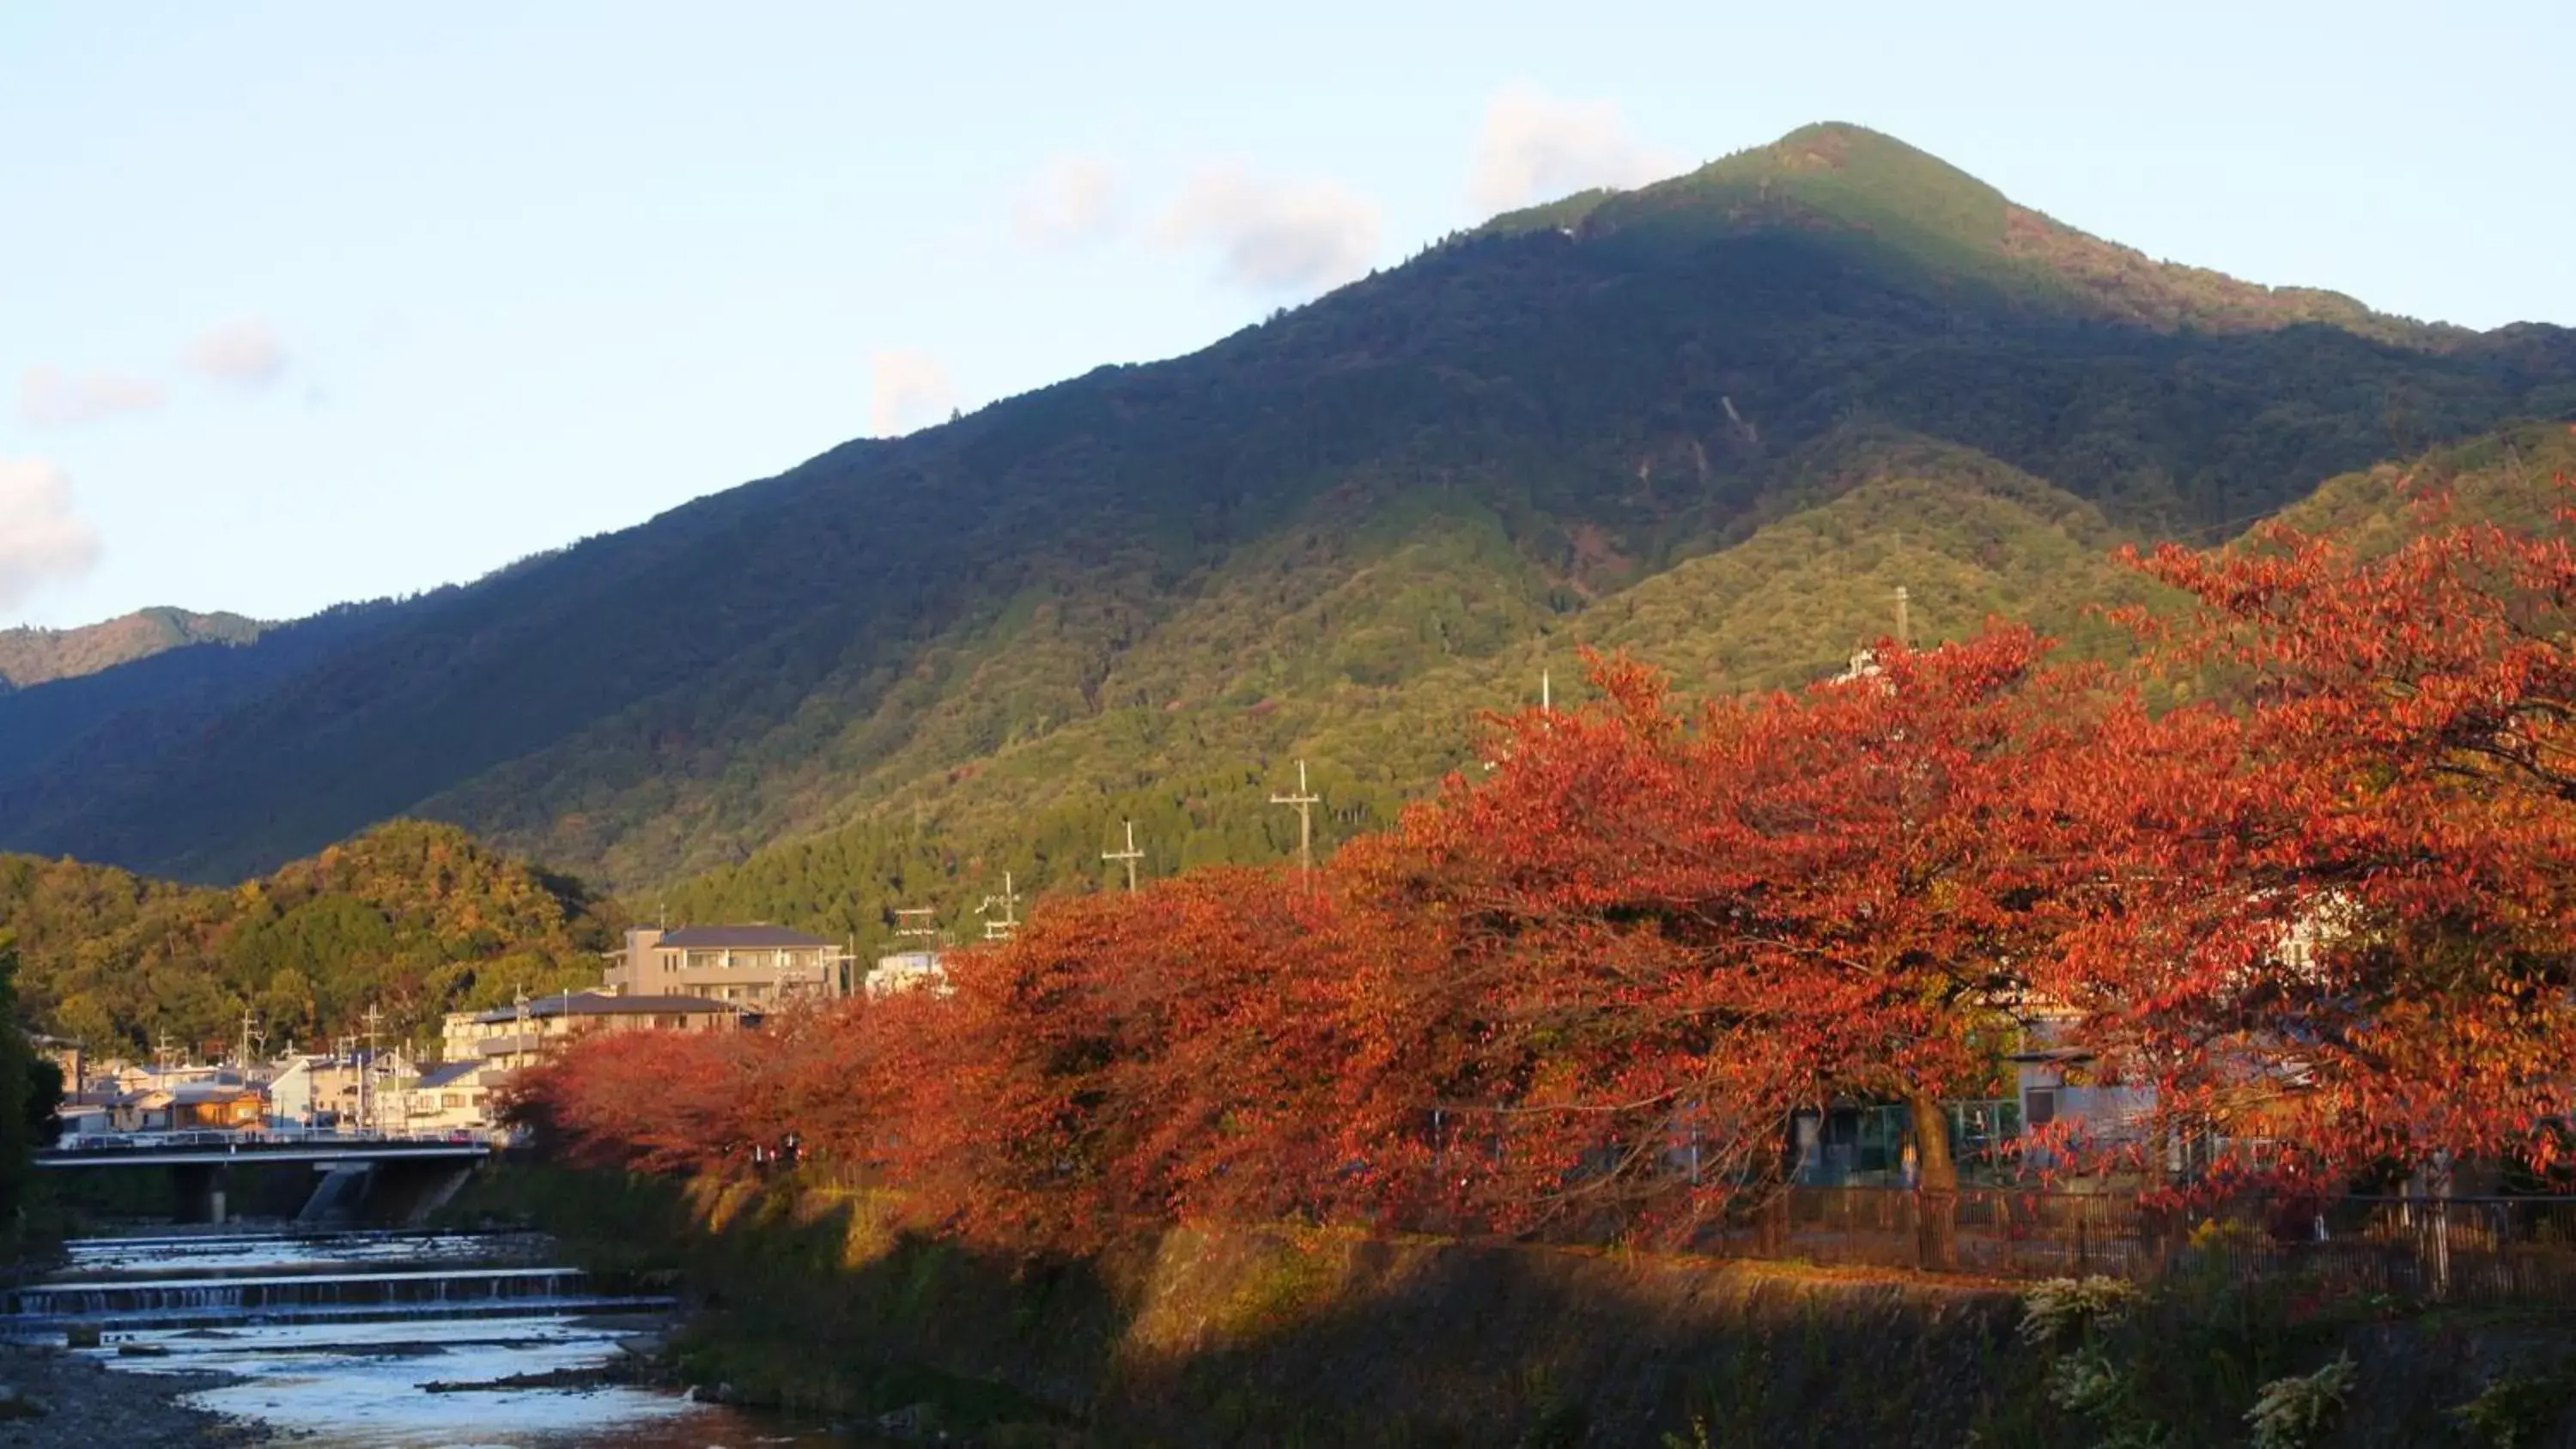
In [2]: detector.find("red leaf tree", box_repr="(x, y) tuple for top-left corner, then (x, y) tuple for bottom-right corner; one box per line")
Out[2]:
(1338, 627), (2134, 1245)
(2057, 493), (2576, 1183)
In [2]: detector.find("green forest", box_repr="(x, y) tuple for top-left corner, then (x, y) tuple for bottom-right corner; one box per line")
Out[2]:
(0, 821), (618, 1058)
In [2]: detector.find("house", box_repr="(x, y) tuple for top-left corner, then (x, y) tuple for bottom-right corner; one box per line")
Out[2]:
(440, 991), (746, 1074)
(54, 1103), (109, 1143)
(2008, 1015), (2155, 1171)
(393, 1059), (499, 1135)
(603, 925), (852, 1002)
(110, 1077), (265, 1133)
(266, 1052), (410, 1132)
(863, 949), (949, 999)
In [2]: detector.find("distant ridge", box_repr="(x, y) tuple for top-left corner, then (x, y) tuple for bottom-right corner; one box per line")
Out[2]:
(0, 607), (263, 689)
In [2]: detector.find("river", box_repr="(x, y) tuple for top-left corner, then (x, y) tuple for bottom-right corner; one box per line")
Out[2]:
(3, 1229), (854, 1448)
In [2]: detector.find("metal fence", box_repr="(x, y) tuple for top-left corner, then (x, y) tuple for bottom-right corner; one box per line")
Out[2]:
(1685, 1187), (2576, 1306)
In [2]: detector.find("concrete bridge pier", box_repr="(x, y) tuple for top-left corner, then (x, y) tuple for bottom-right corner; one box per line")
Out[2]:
(298, 1161), (376, 1226)
(173, 1162), (233, 1225)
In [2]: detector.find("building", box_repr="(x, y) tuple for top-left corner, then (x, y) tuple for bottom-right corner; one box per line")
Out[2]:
(266, 1052), (411, 1132)
(603, 926), (851, 1002)
(862, 949), (949, 999)
(108, 1076), (266, 1133)
(393, 1059), (501, 1135)
(440, 991), (746, 1074)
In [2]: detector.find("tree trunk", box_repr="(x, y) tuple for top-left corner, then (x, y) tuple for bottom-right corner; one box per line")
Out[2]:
(1910, 1092), (1959, 1270)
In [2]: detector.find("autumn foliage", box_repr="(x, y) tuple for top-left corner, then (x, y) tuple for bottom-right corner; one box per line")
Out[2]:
(516, 478), (2576, 1248)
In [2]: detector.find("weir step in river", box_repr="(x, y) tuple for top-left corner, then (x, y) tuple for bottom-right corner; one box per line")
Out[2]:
(2, 1228), (845, 1447)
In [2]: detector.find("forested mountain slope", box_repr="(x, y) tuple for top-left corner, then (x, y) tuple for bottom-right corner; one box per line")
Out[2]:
(0, 821), (619, 1057)
(2, 122), (2570, 907)
(663, 421), (2576, 949)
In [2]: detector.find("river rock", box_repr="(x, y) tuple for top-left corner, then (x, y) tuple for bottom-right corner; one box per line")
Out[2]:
(0, 1344), (261, 1446)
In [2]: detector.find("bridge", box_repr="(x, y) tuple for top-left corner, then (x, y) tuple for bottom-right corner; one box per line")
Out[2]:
(38, 1135), (494, 1169)
(38, 1134), (501, 1225)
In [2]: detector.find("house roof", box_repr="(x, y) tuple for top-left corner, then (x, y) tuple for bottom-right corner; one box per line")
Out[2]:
(468, 991), (739, 1025)
(412, 1060), (484, 1090)
(653, 925), (835, 949)
(125, 1082), (264, 1107)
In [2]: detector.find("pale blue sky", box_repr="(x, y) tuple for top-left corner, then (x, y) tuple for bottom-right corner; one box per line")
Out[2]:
(3, 1), (2569, 628)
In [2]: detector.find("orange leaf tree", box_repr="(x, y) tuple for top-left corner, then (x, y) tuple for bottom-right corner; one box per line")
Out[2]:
(1338, 627), (2132, 1243)
(2062, 495), (2576, 1182)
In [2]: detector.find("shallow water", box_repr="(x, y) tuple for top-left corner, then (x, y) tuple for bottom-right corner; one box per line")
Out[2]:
(25, 1230), (850, 1448)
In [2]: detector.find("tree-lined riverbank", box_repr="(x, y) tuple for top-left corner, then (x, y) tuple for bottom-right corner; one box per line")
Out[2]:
(451, 1164), (2576, 1446)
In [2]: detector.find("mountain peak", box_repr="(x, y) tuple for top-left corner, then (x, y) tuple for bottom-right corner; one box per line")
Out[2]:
(1486, 120), (2439, 344)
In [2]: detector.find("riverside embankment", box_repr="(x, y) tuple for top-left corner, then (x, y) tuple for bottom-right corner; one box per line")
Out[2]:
(441, 1164), (2576, 1447)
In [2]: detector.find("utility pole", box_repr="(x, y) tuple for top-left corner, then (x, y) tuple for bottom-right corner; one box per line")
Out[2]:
(361, 1005), (384, 1137)
(1894, 585), (1912, 650)
(977, 872), (1020, 942)
(1103, 821), (1144, 894)
(1541, 669), (1552, 713)
(334, 1034), (355, 1135)
(1270, 760), (1321, 886)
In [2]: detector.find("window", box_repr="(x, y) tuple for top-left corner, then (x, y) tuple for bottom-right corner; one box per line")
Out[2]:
(2026, 1088), (2057, 1127)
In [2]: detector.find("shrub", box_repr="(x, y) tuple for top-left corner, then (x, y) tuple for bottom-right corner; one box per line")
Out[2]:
(2017, 1276), (2142, 1347)
(2245, 1353), (2357, 1449)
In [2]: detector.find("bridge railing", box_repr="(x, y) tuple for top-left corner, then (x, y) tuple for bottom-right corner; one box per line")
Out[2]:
(51, 1127), (503, 1154)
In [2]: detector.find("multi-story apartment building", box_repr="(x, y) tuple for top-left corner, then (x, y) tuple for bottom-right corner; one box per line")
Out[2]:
(602, 925), (851, 1002)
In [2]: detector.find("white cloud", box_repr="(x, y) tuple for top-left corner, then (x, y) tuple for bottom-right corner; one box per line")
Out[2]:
(0, 458), (102, 610)
(871, 350), (957, 437)
(183, 319), (289, 388)
(1468, 85), (1679, 215)
(1013, 156), (1123, 248)
(1158, 167), (1382, 294)
(17, 367), (166, 429)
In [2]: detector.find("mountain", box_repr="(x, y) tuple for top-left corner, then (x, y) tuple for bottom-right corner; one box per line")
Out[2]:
(0, 607), (263, 690)
(1, 123), (2571, 937)
(0, 820), (620, 1057)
